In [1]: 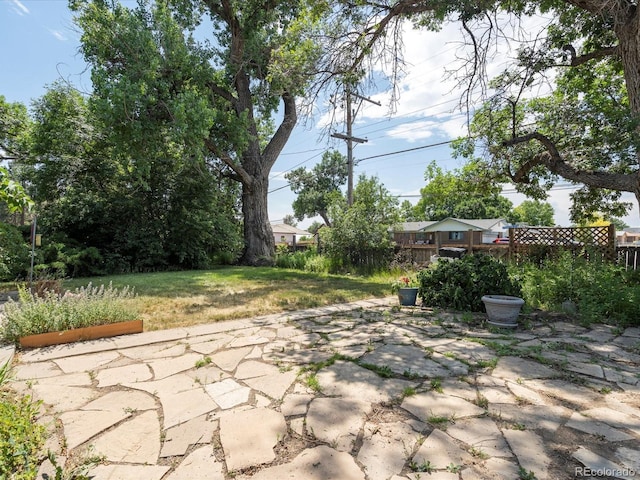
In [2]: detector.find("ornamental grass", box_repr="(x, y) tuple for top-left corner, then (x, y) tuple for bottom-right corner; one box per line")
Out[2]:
(0, 282), (137, 344)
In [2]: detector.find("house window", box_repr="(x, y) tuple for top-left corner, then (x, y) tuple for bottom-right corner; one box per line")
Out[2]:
(280, 235), (286, 243)
(448, 231), (463, 241)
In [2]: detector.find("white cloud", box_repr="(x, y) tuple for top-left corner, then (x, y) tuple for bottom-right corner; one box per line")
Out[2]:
(49, 29), (67, 42)
(386, 120), (434, 142)
(9, 0), (29, 15)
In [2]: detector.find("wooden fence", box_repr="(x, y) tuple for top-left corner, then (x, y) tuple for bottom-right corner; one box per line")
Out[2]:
(510, 225), (616, 264)
(617, 246), (640, 270)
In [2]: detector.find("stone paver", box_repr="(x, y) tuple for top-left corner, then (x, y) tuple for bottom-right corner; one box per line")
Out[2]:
(160, 415), (217, 457)
(205, 378), (251, 409)
(307, 397), (369, 451)
(401, 391), (485, 421)
(91, 410), (161, 463)
(357, 421), (419, 480)
(503, 429), (551, 480)
(360, 343), (450, 377)
(219, 407), (287, 471)
(413, 428), (472, 469)
(164, 446), (224, 480)
(316, 360), (415, 403)
(566, 412), (634, 441)
(5, 298), (640, 480)
(241, 446), (365, 480)
(573, 446), (635, 480)
(446, 417), (513, 458)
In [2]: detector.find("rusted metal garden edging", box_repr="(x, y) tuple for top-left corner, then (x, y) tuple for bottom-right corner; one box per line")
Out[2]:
(19, 319), (143, 348)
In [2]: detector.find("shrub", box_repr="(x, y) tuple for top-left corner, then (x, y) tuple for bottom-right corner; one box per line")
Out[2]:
(520, 252), (640, 325)
(0, 283), (138, 344)
(275, 248), (330, 273)
(0, 223), (30, 281)
(0, 360), (47, 479)
(418, 254), (521, 312)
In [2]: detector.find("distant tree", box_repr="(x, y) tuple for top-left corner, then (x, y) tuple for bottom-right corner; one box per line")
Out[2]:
(579, 215), (628, 231)
(414, 161), (512, 221)
(306, 220), (323, 235)
(321, 175), (399, 271)
(286, 150), (348, 227)
(282, 214), (298, 227)
(506, 200), (555, 226)
(399, 200), (419, 222)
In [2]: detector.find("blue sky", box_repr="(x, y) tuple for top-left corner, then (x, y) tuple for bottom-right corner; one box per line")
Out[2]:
(2, 0), (639, 229)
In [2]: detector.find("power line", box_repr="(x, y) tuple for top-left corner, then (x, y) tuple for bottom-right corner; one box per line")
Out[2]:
(356, 139), (456, 164)
(268, 138), (458, 195)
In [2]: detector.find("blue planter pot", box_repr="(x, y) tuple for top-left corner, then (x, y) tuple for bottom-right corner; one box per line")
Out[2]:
(398, 287), (419, 306)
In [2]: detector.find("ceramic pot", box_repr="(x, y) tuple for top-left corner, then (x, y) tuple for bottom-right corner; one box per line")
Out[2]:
(398, 287), (419, 306)
(481, 295), (524, 327)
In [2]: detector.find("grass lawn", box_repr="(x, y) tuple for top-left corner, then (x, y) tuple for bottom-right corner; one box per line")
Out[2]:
(62, 267), (394, 331)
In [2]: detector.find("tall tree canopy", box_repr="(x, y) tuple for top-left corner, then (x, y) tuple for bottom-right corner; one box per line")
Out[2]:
(506, 200), (555, 227)
(414, 161), (513, 221)
(328, 0), (640, 222)
(71, 0), (326, 265)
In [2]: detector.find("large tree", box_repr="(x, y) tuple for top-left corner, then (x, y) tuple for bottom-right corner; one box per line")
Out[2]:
(71, 0), (325, 265)
(285, 149), (348, 227)
(414, 161), (513, 221)
(326, 1), (640, 221)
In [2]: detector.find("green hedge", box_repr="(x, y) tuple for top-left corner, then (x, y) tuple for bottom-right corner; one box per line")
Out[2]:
(418, 254), (521, 312)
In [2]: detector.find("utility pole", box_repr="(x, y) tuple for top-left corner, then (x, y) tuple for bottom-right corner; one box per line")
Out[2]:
(331, 87), (380, 206)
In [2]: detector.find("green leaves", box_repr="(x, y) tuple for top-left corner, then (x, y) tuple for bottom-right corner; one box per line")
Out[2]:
(0, 168), (32, 213)
(415, 160), (512, 221)
(418, 255), (521, 312)
(321, 175), (399, 271)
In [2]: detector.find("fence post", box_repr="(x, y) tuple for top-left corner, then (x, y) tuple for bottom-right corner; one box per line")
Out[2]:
(607, 224), (616, 261)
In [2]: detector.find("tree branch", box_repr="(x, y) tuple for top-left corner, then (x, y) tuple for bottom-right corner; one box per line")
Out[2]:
(262, 91), (297, 170)
(504, 132), (639, 193)
(204, 138), (252, 186)
(562, 44), (619, 66)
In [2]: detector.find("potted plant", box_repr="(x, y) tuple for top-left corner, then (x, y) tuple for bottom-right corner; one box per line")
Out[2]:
(481, 295), (525, 328)
(391, 276), (420, 306)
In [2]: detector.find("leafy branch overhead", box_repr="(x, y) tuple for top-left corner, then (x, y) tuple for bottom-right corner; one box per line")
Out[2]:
(330, 0), (640, 222)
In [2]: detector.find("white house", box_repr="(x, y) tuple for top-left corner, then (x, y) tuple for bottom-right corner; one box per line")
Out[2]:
(419, 218), (507, 244)
(270, 223), (312, 246)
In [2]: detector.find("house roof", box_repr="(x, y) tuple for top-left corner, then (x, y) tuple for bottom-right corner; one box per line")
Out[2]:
(270, 223), (312, 236)
(393, 221), (438, 232)
(420, 218), (505, 232)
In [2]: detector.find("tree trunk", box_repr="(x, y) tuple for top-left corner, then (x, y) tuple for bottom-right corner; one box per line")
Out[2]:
(615, 9), (640, 206)
(240, 173), (275, 266)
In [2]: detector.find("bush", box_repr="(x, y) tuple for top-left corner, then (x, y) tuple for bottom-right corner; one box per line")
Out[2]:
(0, 223), (30, 281)
(275, 248), (330, 273)
(520, 252), (640, 325)
(0, 360), (47, 479)
(418, 254), (521, 312)
(0, 283), (138, 344)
